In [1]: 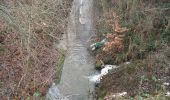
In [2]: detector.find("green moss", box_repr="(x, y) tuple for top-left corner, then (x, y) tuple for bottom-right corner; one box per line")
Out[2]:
(0, 44), (5, 53)
(115, 53), (126, 64)
(161, 29), (170, 43)
(55, 50), (65, 83)
(95, 61), (103, 70)
(159, 3), (170, 8)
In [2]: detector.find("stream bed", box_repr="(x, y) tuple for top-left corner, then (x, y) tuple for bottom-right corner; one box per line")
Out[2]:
(46, 0), (96, 100)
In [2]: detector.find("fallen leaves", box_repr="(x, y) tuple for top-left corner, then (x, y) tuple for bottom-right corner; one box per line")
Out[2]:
(95, 11), (128, 64)
(103, 34), (124, 52)
(0, 23), (58, 99)
(101, 11), (128, 52)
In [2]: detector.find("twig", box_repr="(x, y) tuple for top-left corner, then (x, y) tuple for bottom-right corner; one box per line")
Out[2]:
(144, 7), (170, 12)
(17, 74), (26, 89)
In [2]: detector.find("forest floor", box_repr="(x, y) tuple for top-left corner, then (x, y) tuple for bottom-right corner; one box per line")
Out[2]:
(0, 0), (72, 99)
(93, 0), (170, 100)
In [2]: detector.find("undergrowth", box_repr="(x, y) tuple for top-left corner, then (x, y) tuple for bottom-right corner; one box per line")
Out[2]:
(0, 0), (72, 99)
(94, 0), (170, 99)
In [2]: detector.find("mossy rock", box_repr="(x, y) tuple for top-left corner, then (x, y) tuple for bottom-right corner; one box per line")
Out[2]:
(95, 59), (103, 70)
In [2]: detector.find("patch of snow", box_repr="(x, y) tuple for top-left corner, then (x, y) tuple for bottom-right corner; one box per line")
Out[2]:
(101, 65), (118, 76)
(118, 92), (127, 96)
(125, 62), (131, 64)
(166, 92), (170, 97)
(111, 92), (127, 97)
(104, 92), (127, 99)
(101, 38), (107, 43)
(90, 43), (96, 51)
(90, 43), (96, 47)
(163, 82), (170, 86)
(89, 65), (118, 83)
(92, 47), (95, 51)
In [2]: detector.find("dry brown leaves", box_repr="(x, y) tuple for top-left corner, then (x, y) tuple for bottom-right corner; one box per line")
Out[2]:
(0, 23), (59, 99)
(102, 34), (124, 52)
(102, 11), (128, 53)
(95, 11), (129, 64)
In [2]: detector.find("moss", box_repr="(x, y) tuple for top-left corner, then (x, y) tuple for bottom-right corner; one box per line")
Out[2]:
(95, 60), (103, 70)
(0, 44), (5, 53)
(115, 53), (126, 64)
(161, 29), (170, 43)
(55, 50), (65, 83)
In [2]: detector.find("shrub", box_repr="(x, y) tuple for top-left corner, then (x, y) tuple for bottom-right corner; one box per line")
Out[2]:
(0, 0), (72, 99)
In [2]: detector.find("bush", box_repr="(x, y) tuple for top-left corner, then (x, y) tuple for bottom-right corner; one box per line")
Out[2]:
(0, 0), (72, 99)
(95, 0), (170, 99)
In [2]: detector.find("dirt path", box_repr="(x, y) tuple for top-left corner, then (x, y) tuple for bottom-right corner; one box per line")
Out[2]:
(46, 0), (95, 100)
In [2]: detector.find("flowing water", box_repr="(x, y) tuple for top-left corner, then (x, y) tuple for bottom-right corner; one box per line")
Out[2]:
(46, 0), (95, 100)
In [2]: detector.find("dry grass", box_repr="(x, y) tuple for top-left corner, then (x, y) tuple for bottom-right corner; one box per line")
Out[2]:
(96, 47), (170, 100)
(94, 0), (170, 64)
(94, 0), (170, 99)
(0, 0), (72, 99)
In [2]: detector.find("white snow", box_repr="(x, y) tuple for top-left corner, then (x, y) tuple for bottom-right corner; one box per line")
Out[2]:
(113, 92), (127, 97)
(118, 92), (127, 96)
(90, 43), (96, 47)
(101, 65), (118, 76)
(89, 65), (118, 83)
(92, 47), (95, 51)
(90, 43), (96, 51)
(163, 82), (170, 86)
(125, 62), (131, 64)
(166, 91), (170, 97)
(104, 92), (127, 99)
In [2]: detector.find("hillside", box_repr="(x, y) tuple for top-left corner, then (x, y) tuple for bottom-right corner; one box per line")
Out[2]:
(0, 0), (72, 99)
(93, 0), (170, 99)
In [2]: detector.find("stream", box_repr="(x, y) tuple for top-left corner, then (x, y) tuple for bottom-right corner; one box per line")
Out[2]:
(46, 0), (95, 100)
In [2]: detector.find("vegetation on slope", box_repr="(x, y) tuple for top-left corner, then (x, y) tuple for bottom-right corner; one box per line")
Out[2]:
(0, 0), (72, 99)
(94, 0), (170, 99)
